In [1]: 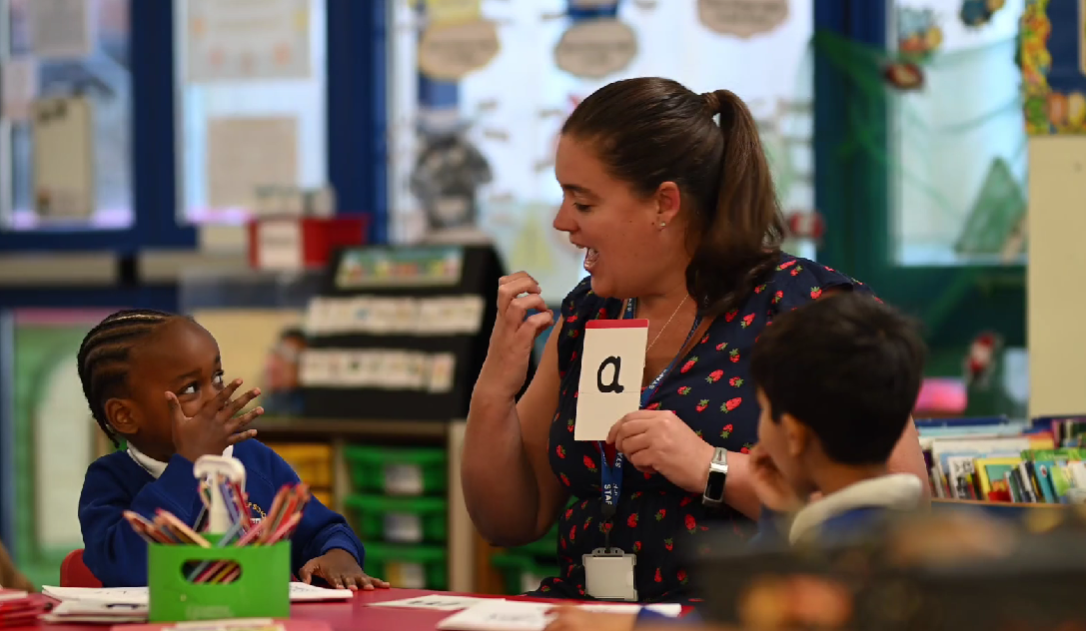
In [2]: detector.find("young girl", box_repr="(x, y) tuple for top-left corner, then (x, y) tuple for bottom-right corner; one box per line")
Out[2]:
(76, 309), (388, 590)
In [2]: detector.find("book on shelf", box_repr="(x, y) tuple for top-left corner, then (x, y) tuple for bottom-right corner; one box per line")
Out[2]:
(920, 416), (1086, 504)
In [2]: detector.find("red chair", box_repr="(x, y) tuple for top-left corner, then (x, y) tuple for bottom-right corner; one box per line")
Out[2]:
(60, 549), (102, 588)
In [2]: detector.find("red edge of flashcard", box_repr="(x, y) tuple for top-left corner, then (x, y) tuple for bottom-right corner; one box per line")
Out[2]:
(586, 319), (649, 329)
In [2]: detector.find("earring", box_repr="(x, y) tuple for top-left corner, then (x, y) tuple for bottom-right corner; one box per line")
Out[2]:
(659, 221), (667, 227)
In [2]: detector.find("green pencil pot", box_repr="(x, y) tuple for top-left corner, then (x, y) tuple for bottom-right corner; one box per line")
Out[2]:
(147, 536), (291, 622)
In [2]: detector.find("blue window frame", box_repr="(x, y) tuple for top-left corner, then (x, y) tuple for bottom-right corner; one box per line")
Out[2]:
(1, 0), (390, 251)
(0, 0), (195, 252)
(813, 0), (1025, 361)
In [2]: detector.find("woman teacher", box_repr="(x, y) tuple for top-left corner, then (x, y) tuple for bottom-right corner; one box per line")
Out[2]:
(462, 77), (928, 603)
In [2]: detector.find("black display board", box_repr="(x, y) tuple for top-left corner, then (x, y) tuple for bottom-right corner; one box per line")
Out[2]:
(300, 244), (505, 421)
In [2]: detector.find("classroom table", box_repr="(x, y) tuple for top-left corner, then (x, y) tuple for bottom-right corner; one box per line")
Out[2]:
(14, 588), (530, 631)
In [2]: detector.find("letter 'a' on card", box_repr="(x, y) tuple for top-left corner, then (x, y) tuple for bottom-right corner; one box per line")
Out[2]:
(575, 319), (649, 442)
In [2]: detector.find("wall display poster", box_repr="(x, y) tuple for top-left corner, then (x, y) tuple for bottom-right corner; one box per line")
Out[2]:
(1, 57), (38, 121)
(417, 0), (500, 81)
(697, 0), (789, 38)
(186, 0), (311, 82)
(206, 116), (299, 210)
(335, 246), (465, 289)
(27, 0), (93, 60)
(554, 18), (638, 79)
(32, 97), (95, 221)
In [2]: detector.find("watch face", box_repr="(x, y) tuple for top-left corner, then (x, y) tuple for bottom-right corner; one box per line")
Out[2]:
(706, 470), (727, 501)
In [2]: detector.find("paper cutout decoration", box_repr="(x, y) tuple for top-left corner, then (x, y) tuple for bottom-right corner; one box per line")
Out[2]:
(575, 320), (649, 442)
(417, 0), (500, 81)
(1021, 0), (1086, 134)
(697, 0), (789, 38)
(959, 0), (1007, 28)
(1, 58), (38, 121)
(883, 61), (925, 90)
(206, 116), (299, 211)
(409, 131), (493, 232)
(954, 158), (1027, 258)
(896, 6), (943, 63)
(33, 97), (95, 221)
(27, 0), (93, 60)
(186, 0), (311, 82)
(554, 18), (638, 79)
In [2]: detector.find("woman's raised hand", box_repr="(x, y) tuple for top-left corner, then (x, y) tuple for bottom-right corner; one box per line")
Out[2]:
(478, 272), (555, 400)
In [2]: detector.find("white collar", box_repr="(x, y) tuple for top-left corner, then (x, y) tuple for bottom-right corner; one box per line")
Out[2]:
(789, 473), (923, 544)
(127, 444), (234, 479)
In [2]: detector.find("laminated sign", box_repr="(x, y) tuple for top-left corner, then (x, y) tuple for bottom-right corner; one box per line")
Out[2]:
(554, 19), (638, 79)
(418, 0), (500, 81)
(698, 0), (789, 38)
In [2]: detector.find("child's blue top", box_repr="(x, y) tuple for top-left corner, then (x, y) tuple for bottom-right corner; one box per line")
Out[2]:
(78, 439), (363, 587)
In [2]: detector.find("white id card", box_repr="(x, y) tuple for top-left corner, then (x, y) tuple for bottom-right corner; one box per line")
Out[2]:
(583, 548), (637, 602)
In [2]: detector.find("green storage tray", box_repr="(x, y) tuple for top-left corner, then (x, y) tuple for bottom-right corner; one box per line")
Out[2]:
(148, 536), (290, 622)
(346, 494), (448, 544)
(344, 446), (448, 496)
(491, 552), (559, 596)
(364, 543), (447, 591)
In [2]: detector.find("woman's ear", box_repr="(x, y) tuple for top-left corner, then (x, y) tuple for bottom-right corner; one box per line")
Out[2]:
(104, 398), (139, 437)
(654, 181), (682, 227)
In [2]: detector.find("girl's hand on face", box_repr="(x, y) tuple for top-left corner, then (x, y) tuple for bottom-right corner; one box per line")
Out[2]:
(168, 378), (263, 462)
(479, 271), (555, 400)
(608, 410), (716, 494)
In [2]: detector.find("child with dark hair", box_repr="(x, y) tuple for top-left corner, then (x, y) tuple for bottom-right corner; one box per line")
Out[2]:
(76, 310), (388, 590)
(747, 291), (928, 545)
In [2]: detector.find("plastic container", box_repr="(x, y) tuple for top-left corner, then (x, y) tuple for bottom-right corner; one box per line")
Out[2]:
(344, 446), (447, 496)
(147, 536), (290, 622)
(490, 553), (559, 596)
(266, 443), (333, 488)
(363, 543), (447, 590)
(345, 494), (447, 544)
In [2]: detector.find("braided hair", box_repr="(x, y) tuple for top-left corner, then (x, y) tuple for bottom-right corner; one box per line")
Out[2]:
(76, 309), (176, 446)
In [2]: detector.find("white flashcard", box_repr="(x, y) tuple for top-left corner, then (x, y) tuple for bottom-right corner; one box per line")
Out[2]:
(428, 353), (457, 393)
(404, 353), (428, 390)
(341, 352), (366, 387)
(348, 297), (375, 334)
(575, 319), (649, 441)
(327, 298), (354, 334)
(416, 298), (444, 335)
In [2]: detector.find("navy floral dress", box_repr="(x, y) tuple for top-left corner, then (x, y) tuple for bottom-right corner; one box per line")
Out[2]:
(532, 254), (873, 602)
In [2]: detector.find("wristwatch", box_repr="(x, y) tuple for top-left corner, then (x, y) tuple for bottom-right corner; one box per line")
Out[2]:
(701, 447), (729, 508)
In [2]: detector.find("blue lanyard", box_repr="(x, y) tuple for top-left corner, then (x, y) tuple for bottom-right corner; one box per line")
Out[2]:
(599, 298), (702, 522)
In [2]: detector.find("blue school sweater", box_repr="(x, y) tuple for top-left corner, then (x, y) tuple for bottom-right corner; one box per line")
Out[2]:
(78, 440), (363, 587)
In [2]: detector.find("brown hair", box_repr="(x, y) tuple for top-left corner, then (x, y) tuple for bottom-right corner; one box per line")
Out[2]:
(561, 77), (785, 317)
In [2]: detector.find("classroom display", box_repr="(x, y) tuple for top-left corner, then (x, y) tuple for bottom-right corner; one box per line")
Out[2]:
(299, 244), (502, 421)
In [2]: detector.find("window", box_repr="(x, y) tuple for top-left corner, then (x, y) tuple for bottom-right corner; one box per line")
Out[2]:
(0, 0), (132, 232)
(390, 1), (816, 304)
(890, 0), (1027, 265)
(174, 0), (327, 225)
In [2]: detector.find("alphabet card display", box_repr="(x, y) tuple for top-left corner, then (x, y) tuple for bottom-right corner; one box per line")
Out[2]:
(301, 245), (503, 421)
(575, 320), (649, 441)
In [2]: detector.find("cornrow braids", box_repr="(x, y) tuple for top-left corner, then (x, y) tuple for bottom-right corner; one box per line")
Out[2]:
(77, 309), (176, 446)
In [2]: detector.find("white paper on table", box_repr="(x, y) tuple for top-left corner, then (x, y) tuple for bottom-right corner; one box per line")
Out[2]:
(42, 583), (351, 605)
(1, 58), (38, 121)
(574, 320), (649, 441)
(185, 0), (311, 82)
(206, 116), (298, 211)
(436, 600), (681, 631)
(368, 595), (504, 611)
(27, 0), (93, 60)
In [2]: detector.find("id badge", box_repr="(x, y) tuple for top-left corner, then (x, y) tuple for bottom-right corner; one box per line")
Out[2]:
(583, 548), (637, 602)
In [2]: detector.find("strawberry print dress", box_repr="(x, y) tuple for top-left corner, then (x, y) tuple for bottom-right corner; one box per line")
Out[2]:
(532, 254), (874, 602)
